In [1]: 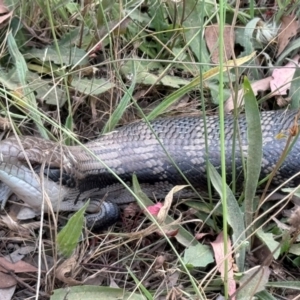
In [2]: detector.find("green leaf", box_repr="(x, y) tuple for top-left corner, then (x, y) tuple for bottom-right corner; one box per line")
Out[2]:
(282, 187), (300, 197)
(289, 67), (300, 109)
(207, 81), (231, 104)
(26, 72), (67, 107)
(58, 27), (90, 47)
(51, 286), (146, 300)
(266, 280), (300, 290)
(288, 243), (300, 256)
(185, 201), (221, 230)
(120, 60), (190, 88)
(183, 244), (214, 268)
(166, 0), (213, 66)
(56, 201), (89, 257)
(0, 68), (21, 90)
(242, 18), (260, 55)
(255, 290), (278, 300)
(25, 45), (88, 66)
(207, 162), (246, 272)
(102, 62), (136, 133)
(71, 77), (115, 96)
(256, 228), (280, 259)
(7, 32), (47, 138)
(126, 267), (153, 300)
(236, 266), (270, 300)
(276, 38), (300, 66)
(243, 77), (262, 236)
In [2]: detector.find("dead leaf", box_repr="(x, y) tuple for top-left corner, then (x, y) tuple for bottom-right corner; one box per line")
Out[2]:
(154, 255), (167, 269)
(225, 77), (272, 112)
(55, 256), (81, 285)
(195, 232), (212, 240)
(0, 0), (12, 25)
(270, 55), (300, 96)
(123, 202), (140, 218)
(156, 185), (188, 223)
(277, 15), (299, 57)
(0, 271), (17, 288)
(205, 24), (235, 63)
(210, 232), (236, 299)
(276, 95), (291, 107)
(0, 117), (11, 130)
(0, 257), (38, 273)
(225, 54), (300, 111)
(288, 206), (300, 231)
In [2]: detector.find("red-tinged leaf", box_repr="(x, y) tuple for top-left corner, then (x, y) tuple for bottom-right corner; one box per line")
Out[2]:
(271, 55), (300, 96)
(225, 77), (272, 112)
(0, 271), (17, 288)
(146, 203), (163, 216)
(195, 232), (212, 240)
(210, 232), (236, 299)
(205, 24), (235, 63)
(0, 257), (38, 273)
(0, 0), (12, 24)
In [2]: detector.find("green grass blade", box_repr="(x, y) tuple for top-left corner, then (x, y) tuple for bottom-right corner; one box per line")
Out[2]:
(102, 65), (136, 133)
(146, 52), (256, 120)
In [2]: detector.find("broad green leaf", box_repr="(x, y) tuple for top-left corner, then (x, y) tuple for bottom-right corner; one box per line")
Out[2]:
(120, 60), (190, 88)
(59, 27), (90, 46)
(183, 244), (214, 268)
(27, 72), (67, 107)
(71, 77), (115, 96)
(255, 290), (278, 300)
(289, 67), (300, 109)
(208, 162), (246, 272)
(51, 286), (146, 300)
(289, 243), (300, 255)
(166, 0), (213, 67)
(236, 266), (270, 300)
(7, 32), (47, 138)
(25, 45), (88, 66)
(243, 18), (261, 55)
(243, 77), (262, 236)
(0, 68), (20, 90)
(266, 280), (300, 290)
(56, 201), (88, 257)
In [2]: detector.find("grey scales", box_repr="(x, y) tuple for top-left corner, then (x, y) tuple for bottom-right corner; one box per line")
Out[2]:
(0, 109), (300, 229)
